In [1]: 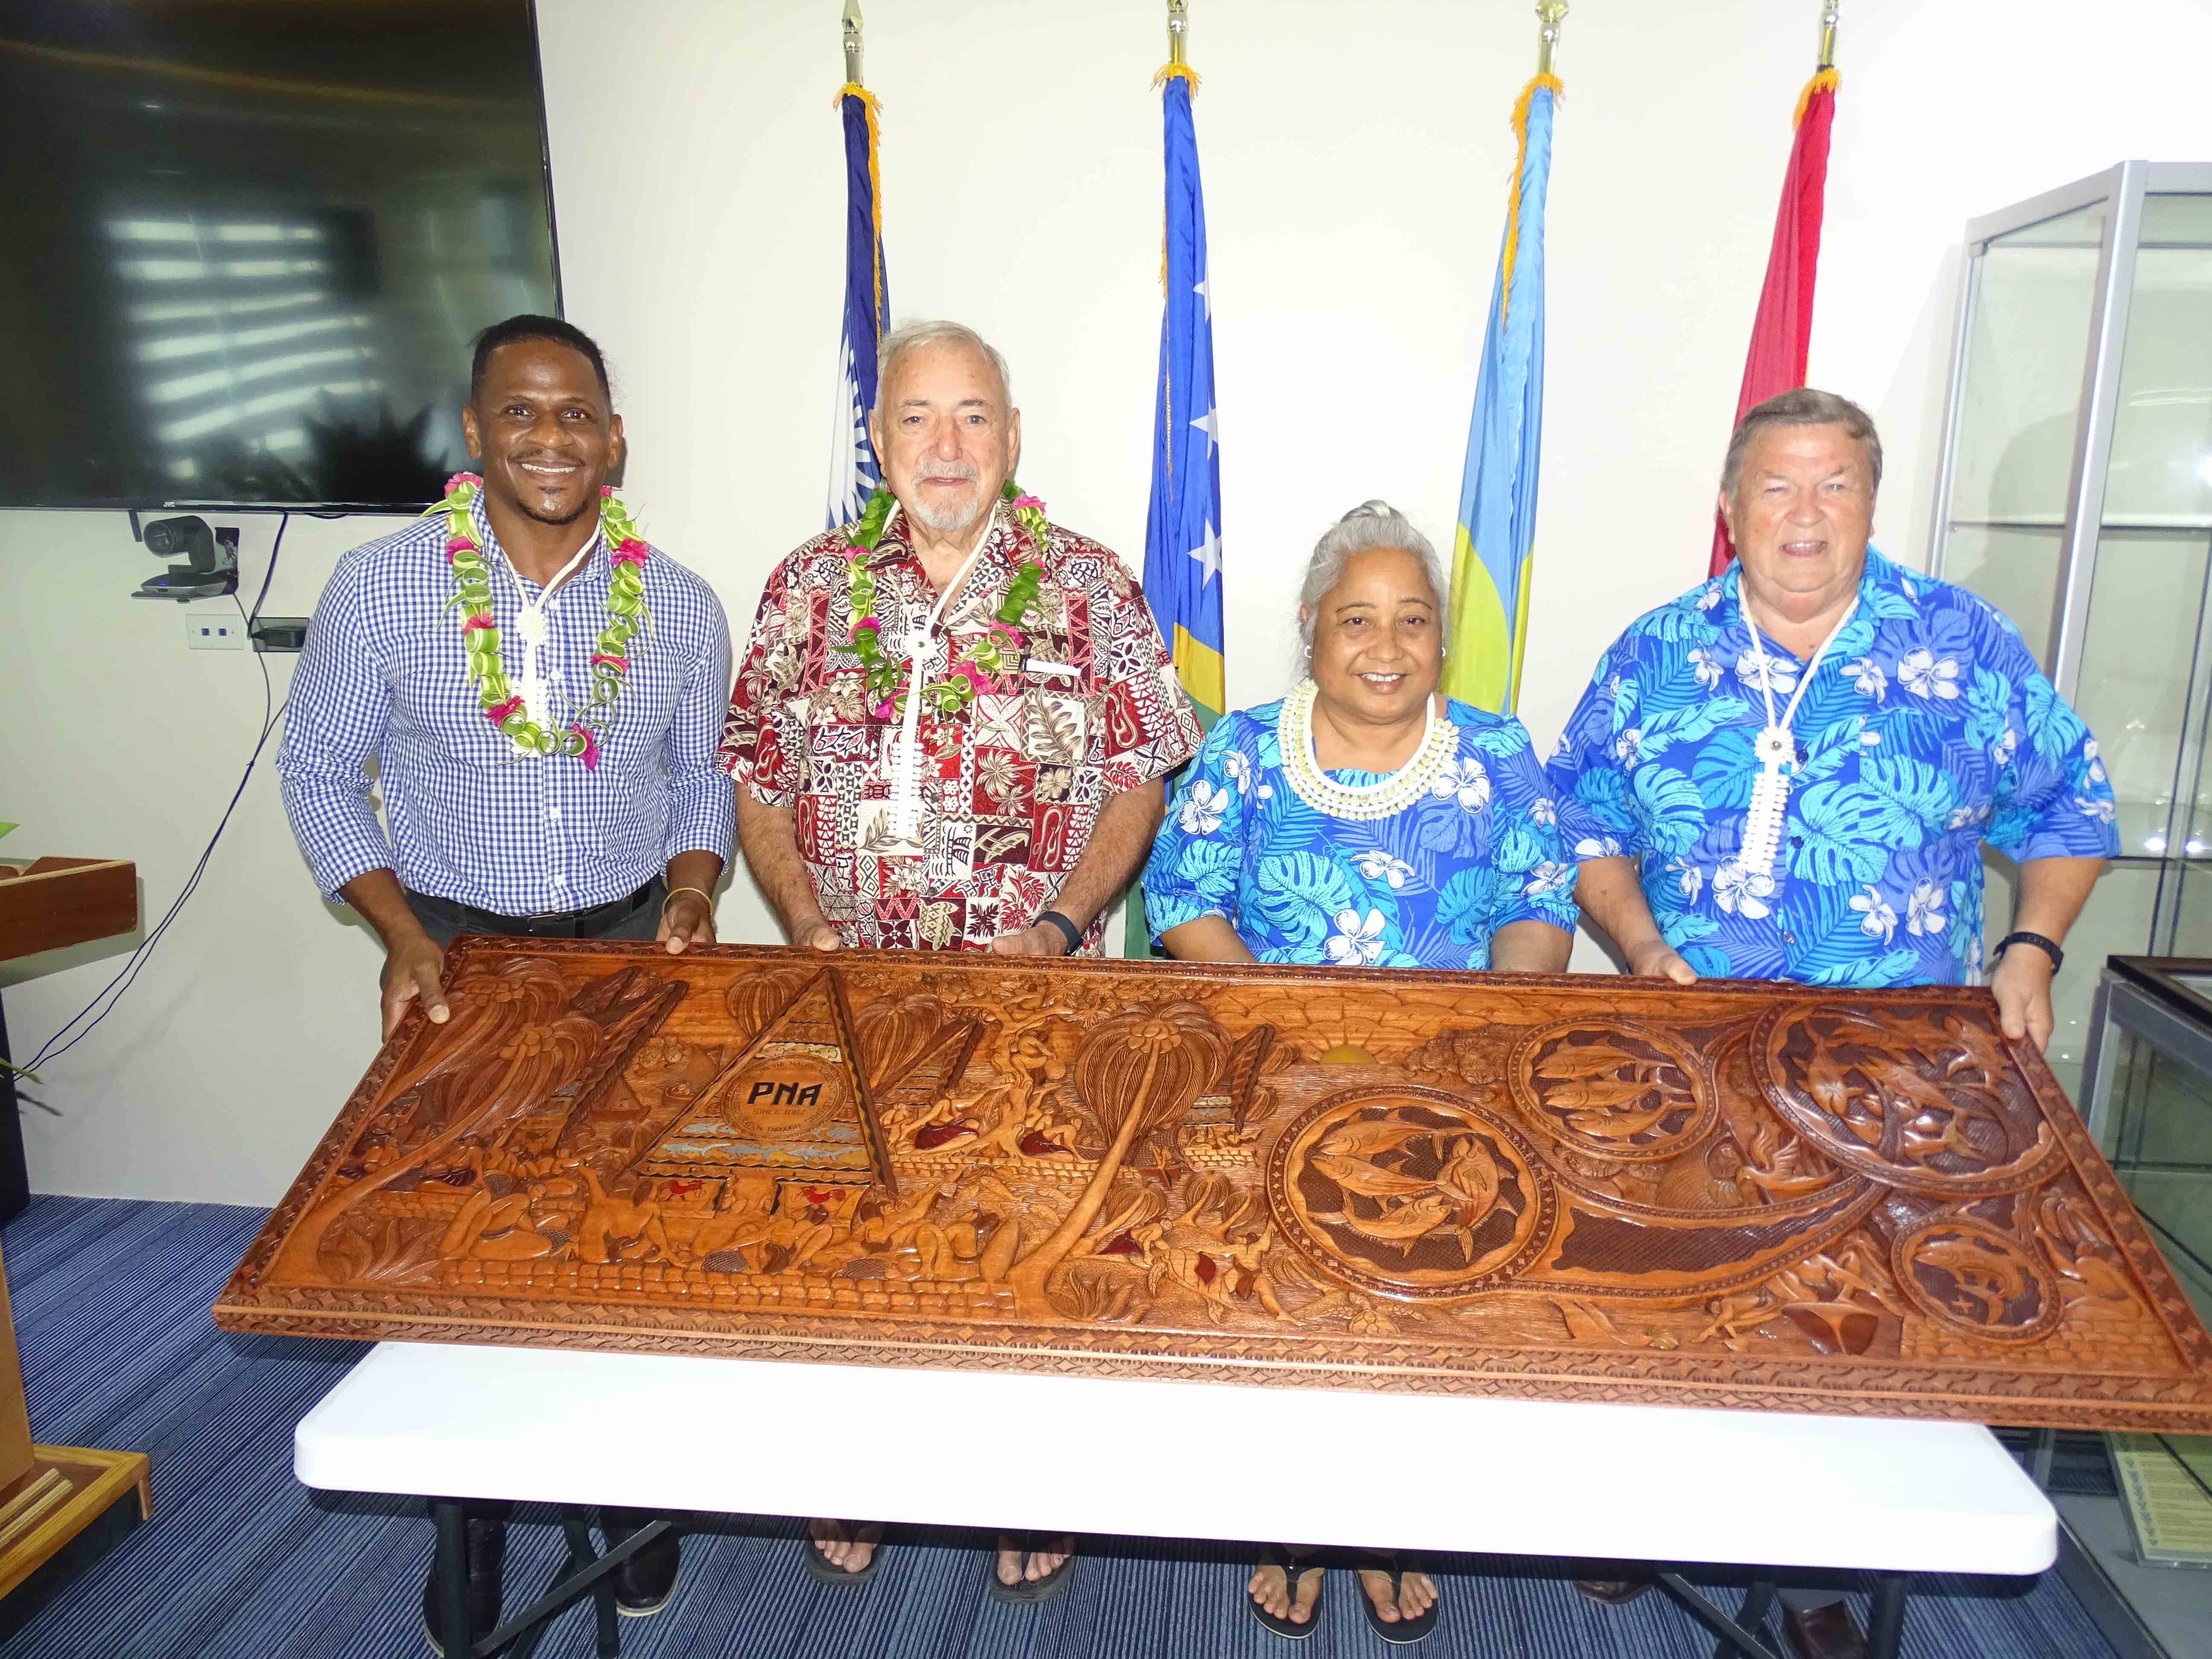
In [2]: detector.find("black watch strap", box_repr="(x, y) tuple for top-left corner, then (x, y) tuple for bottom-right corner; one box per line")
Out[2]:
(1995, 930), (2064, 974)
(1035, 910), (1083, 955)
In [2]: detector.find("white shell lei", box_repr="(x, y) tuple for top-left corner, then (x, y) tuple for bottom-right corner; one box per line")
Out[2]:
(1276, 679), (1459, 821)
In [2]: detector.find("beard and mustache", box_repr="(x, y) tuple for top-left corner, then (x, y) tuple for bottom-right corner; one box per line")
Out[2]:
(904, 460), (987, 533)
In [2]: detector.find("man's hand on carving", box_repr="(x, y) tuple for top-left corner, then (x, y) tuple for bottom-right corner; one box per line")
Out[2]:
(380, 933), (450, 1040)
(989, 920), (1071, 958)
(1990, 940), (2056, 1049)
(1625, 937), (1697, 984)
(658, 890), (716, 956)
(800, 920), (842, 952)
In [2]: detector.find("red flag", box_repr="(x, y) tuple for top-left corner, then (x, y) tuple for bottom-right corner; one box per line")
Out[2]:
(1710, 69), (1840, 576)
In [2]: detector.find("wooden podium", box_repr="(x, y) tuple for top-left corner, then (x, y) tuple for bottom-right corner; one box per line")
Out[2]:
(0, 858), (150, 1625)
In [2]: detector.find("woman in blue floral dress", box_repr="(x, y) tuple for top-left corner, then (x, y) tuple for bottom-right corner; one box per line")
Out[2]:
(1145, 503), (1578, 974)
(1144, 503), (1579, 1642)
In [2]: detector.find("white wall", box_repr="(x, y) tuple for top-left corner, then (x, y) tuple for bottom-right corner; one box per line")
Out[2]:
(6, 0), (2211, 1205)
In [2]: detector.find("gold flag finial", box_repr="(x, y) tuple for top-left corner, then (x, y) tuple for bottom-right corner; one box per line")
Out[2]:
(1536, 2), (1568, 77)
(842, 0), (864, 87)
(1818, 0), (1840, 69)
(1167, 0), (1189, 67)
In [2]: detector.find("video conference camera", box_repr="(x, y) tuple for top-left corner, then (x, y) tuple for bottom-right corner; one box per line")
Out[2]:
(132, 515), (240, 602)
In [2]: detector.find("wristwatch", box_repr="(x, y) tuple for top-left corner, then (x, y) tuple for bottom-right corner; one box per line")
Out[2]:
(1035, 910), (1083, 955)
(1994, 931), (2064, 973)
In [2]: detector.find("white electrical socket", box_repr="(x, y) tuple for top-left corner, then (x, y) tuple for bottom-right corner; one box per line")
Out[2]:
(186, 610), (246, 650)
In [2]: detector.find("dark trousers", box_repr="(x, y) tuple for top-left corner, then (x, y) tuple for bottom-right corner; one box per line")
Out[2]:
(400, 878), (667, 952)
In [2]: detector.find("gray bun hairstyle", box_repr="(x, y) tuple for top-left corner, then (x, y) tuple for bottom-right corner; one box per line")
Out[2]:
(1295, 501), (1450, 675)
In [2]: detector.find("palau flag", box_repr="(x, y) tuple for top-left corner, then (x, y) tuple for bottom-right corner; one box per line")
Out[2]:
(1444, 73), (1559, 716)
(826, 83), (890, 529)
(1708, 67), (1840, 576)
(1142, 64), (1225, 730)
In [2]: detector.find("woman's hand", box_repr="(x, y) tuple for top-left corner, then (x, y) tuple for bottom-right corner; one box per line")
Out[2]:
(1158, 916), (1257, 963)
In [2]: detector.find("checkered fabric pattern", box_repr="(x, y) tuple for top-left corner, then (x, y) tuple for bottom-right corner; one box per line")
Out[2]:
(721, 502), (1202, 953)
(279, 493), (735, 915)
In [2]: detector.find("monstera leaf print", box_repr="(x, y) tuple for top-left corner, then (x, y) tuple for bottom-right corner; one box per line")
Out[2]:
(1791, 781), (1899, 886)
(1857, 756), (1956, 843)
(1634, 698), (1749, 766)
(1630, 765), (1706, 856)
(1174, 837), (1243, 902)
(1249, 850), (1366, 953)
(1690, 724), (1757, 811)
(1435, 867), (1492, 946)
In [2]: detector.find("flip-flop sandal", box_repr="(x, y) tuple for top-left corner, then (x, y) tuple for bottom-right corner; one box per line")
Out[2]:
(800, 1523), (885, 1586)
(986, 1531), (1077, 1606)
(1353, 1551), (1440, 1645)
(1248, 1543), (1327, 1640)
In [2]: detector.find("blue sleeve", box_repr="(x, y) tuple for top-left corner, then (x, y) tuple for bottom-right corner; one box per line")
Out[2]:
(1142, 716), (1253, 944)
(1983, 630), (2121, 862)
(276, 553), (396, 902)
(1483, 718), (1580, 931)
(662, 585), (737, 863)
(1544, 642), (1636, 860)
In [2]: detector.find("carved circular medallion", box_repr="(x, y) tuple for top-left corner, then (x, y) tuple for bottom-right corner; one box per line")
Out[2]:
(1754, 1004), (2060, 1196)
(1268, 1088), (1555, 1302)
(1891, 1214), (2061, 1345)
(728, 1051), (843, 1139)
(1508, 1019), (1716, 1163)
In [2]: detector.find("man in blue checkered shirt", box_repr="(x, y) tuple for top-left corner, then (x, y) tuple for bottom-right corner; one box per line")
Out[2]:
(278, 316), (731, 1647)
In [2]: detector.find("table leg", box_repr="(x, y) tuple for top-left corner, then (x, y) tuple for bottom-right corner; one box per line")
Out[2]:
(1867, 1573), (1907, 1659)
(0, 990), (31, 1224)
(1712, 1575), (1776, 1659)
(578, 1515), (619, 1659)
(1655, 1571), (1784, 1659)
(432, 1499), (471, 1659)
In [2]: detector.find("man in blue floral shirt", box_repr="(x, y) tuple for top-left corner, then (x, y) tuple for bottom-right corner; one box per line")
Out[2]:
(1548, 387), (2116, 1656)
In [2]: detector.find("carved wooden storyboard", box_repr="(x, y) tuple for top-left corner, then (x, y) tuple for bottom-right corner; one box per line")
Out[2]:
(216, 939), (2212, 1430)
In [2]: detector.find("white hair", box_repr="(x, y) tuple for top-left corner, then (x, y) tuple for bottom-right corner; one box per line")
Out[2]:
(873, 319), (1013, 412)
(1295, 501), (1449, 674)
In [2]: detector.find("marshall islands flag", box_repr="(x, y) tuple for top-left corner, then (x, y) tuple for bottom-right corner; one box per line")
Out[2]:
(826, 83), (890, 529)
(1142, 64), (1225, 729)
(1444, 72), (1559, 715)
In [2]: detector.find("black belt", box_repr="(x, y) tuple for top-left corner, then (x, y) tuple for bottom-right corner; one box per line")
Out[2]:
(428, 879), (660, 939)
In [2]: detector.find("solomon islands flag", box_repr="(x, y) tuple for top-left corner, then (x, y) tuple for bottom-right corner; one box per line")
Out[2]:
(1142, 66), (1225, 727)
(827, 86), (889, 529)
(1444, 73), (1558, 715)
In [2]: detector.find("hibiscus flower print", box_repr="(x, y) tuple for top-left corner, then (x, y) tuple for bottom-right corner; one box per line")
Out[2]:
(1696, 582), (1724, 612)
(1899, 647), (1961, 700)
(975, 750), (1019, 805)
(1992, 725), (2019, 766)
(1668, 856), (1703, 902)
(1843, 657), (1888, 699)
(1575, 834), (1624, 859)
(1714, 859), (1775, 920)
(1688, 647), (1724, 689)
(1177, 780), (1231, 835)
(1431, 756), (1491, 811)
(1906, 880), (1946, 937)
(1523, 862), (1572, 898)
(1324, 907), (1388, 965)
(1355, 850), (1413, 890)
(2076, 795), (2116, 825)
(1851, 885), (1898, 942)
(1221, 749), (1252, 794)
(1612, 728), (1643, 770)
(1736, 652), (1798, 696)
(1530, 796), (1558, 826)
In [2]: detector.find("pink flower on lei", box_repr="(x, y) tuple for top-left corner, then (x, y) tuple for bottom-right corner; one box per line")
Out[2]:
(444, 533), (478, 562)
(589, 652), (629, 674)
(569, 724), (601, 770)
(485, 695), (524, 727)
(1010, 493), (1044, 512)
(611, 536), (649, 568)
(444, 472), (481, 498)
(461, 615), (496, 634)
(951, 659), (992, 696)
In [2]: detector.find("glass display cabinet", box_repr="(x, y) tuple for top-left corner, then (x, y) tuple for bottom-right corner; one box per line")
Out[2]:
(1927, 162), (2212, 1100)
(2024, 958), (2212, 1659)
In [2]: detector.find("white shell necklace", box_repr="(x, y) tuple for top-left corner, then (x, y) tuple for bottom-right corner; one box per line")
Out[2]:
(1737, 591), (1858, 877)
(1277, 679), (1458, 821)
(506, 534), (598, 743)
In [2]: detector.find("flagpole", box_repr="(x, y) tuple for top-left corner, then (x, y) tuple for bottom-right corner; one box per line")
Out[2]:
(1536, 0), (1566, 77)
(842, 0), (864, 85)
(1167, 0), (1187, 67)
(1818, 0), (1839, 71)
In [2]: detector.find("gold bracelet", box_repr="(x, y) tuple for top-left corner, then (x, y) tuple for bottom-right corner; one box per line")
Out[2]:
(661, 885), (715, 914)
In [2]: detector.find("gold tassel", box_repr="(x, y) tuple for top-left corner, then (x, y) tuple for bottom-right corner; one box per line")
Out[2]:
(1791, 67), (1840, 128)
(1499, 73), (1563, 323)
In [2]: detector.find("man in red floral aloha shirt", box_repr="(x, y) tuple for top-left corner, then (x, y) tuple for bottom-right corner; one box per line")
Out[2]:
(720, 319), (1199, 1596)
(722, 319), (1199, 962)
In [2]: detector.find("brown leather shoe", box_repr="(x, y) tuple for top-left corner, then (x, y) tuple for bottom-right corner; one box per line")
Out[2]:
(1781, 1601), (1868, 1659)
(1573, 1575), (1653, 1605)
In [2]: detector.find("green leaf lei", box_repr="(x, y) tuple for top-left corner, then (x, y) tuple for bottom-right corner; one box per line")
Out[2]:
(845, 478), (1048, 720)
(434, 472), (652, 768)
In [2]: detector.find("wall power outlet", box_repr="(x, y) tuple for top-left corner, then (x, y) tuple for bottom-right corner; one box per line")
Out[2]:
(185, 612), (246, 650)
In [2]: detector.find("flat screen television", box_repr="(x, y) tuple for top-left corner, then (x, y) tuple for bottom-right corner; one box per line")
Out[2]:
(0, 0), (560, 510)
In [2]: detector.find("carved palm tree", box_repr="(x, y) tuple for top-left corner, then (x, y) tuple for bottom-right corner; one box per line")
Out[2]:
(1004, 1001), (1226, 1313)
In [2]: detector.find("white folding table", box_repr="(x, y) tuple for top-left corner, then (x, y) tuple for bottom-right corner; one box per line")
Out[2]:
(295, 1342), (2059, 1659)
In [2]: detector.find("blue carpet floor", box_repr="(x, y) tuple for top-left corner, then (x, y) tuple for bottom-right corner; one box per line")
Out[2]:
(0, 1196), (2120, 1659)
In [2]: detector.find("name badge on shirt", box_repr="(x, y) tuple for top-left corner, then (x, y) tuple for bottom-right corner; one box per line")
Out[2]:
(1024, 656), (1078, 680)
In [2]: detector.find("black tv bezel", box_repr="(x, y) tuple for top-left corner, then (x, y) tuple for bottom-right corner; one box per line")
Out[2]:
(6, 0), (565, 516)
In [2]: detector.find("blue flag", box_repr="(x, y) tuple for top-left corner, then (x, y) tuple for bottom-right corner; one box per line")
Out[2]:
(827, 87), (889, 529)
(1444, 74), (1557, 715)
(1141, 68), (1225, 726)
